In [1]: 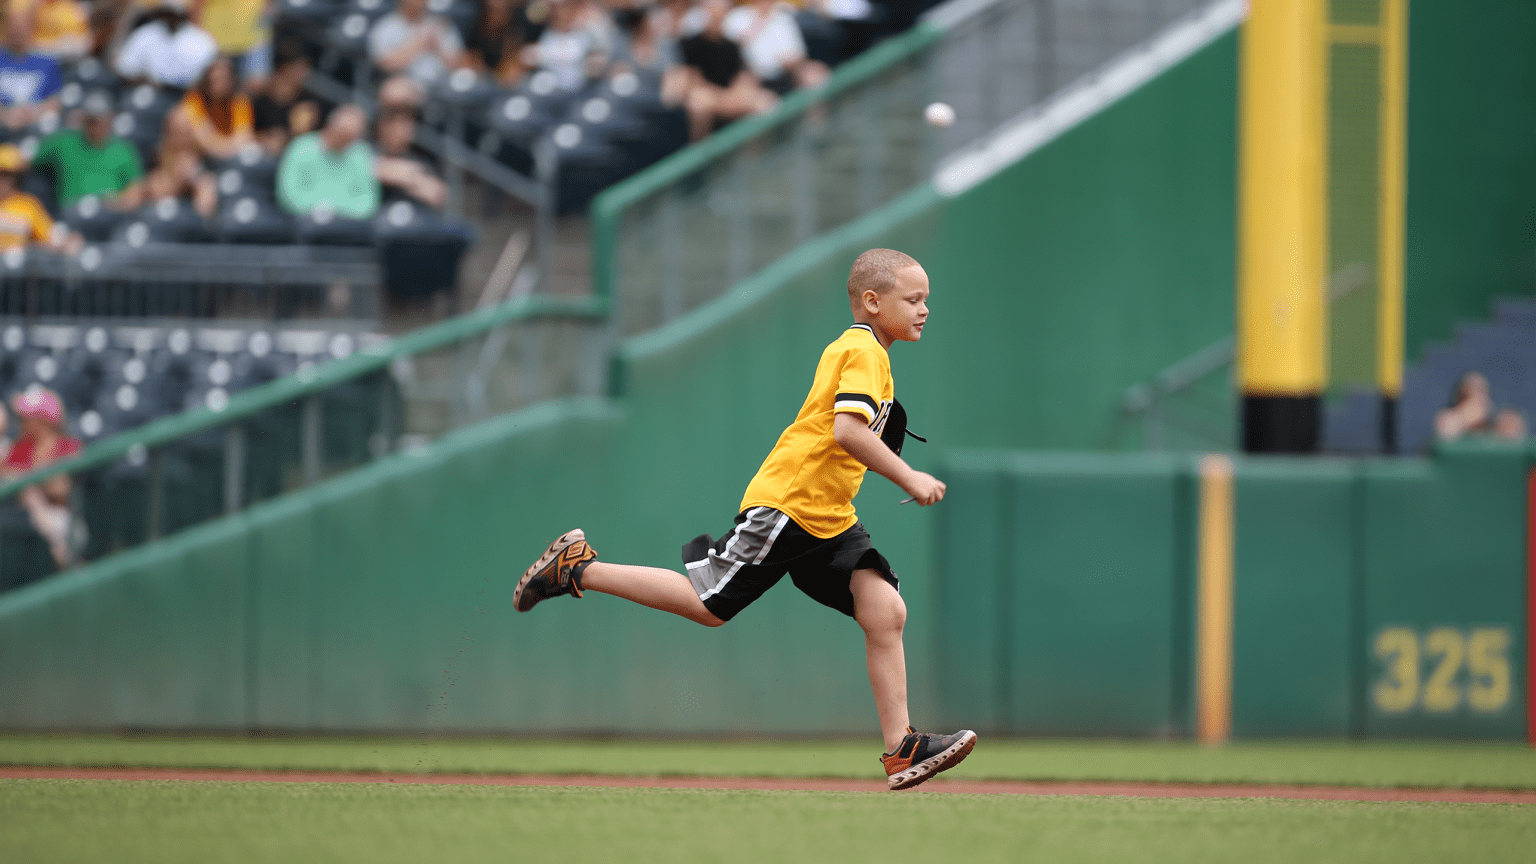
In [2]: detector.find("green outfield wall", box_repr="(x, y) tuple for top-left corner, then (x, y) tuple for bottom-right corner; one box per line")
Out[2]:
(931, 441), (1532, 740)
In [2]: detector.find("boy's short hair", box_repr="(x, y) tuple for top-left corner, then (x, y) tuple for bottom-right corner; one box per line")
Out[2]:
(847, 248), (920, 301)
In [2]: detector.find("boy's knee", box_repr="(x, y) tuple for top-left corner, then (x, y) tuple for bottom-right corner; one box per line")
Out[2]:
(857, 590), (905, 635)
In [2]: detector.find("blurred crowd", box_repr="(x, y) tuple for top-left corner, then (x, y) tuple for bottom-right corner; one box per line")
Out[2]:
(0, 0), (919, 251)
(0, 0), (453, 246)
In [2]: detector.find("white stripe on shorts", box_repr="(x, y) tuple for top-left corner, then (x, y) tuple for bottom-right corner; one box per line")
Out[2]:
(689, 508), (791, 601)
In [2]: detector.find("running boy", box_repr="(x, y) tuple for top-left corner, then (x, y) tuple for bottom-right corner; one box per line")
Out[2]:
(514, 248), (976, 790)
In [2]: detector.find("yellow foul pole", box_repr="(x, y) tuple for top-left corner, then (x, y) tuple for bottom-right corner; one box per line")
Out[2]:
(1238, 0), (1328, 452)
(1376, 0), (1408, 448)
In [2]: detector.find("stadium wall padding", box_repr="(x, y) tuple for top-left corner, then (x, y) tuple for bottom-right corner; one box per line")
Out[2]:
(929, 441), (1532, 740)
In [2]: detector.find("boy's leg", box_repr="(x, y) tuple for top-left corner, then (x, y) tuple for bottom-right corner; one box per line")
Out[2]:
(850, 567), (910, 752)
(582, 562), (725, 627)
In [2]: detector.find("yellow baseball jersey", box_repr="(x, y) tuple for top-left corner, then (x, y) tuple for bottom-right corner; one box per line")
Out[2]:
(740, 323), (894, 538)
(0, 193), (52, 249)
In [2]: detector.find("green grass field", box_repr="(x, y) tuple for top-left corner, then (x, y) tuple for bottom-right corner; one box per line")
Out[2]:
(3, 736), (1534, 863)
(4, 779), (1534, 864)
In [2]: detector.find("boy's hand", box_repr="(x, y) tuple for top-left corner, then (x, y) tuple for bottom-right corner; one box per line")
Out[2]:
(901, 471), (946, 506)
(833, 412), (946, 506)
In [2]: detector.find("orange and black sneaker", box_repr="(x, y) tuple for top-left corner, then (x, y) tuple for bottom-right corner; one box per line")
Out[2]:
(514, 529), (598, 612)
(880, 727), (977, 790)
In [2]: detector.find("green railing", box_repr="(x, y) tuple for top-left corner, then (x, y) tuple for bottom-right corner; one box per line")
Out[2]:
(0, 292), (606, 590)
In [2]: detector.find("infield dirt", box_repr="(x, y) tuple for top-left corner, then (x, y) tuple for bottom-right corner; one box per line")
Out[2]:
(4, 766), (1533, 803)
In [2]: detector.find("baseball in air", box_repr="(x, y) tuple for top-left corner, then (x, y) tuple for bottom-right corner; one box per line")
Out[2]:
(924, 102), (955, 127)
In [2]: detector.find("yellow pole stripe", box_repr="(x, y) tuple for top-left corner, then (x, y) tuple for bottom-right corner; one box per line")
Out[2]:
(1197, 454), (1234, 746)
(1237, 0), (1329, 395)
(1327, 23), (1380, 45)
(1376, 0), (1407, 397)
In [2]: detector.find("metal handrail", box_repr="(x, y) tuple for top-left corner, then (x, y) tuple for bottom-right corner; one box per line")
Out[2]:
(0, 291), (607, 500)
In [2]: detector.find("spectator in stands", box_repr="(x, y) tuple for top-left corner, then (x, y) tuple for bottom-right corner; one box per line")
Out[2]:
(86, 0), (122, 59)
(0, 12), (62, 134)
(178, 55), (254, 161)
(114, 0), (218, 88)
(369, 0), (464, 91)
(2, 387), (81, 568)
(724, 0), (828, 94)
(1493, 408), (1527, 440)
(0, 143), (78, 250)
(377, 74), (424, 112)
(277, 104), (379, 220)
(31, 90), (144, 209)
(463, 0), (527, 86)
(1435, 373), (1528, 443)
(532, 0), (610, 92)
(656, 0), (705, 40)
(374, 108), (445, 209)
(253, 39), (326, 156)
(611, 4), (687, 103)
(23, 0), (90, 61)
(190, 0), (272, 90)
(680, 0), (776, 141)
(143, 107), (217, 216)
(1435, 372), (1495, 441)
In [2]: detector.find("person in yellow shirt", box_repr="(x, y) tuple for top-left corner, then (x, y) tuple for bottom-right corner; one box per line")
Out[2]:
(0, 144), (51, 247)
(511, 248), (977, 792)
(24, 0), (90, 60)
(0, 144), (79, 251)
(177, 54), (255, 160)
(191, 0), (272, 88)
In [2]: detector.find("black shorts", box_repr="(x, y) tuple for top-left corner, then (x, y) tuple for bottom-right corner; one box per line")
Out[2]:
(680, 507), (898, 622)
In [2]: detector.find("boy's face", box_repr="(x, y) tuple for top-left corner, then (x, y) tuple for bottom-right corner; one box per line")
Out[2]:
(864, 265), (930, 344)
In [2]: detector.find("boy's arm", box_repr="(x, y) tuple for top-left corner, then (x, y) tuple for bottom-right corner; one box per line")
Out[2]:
(833, 412), (945, 505)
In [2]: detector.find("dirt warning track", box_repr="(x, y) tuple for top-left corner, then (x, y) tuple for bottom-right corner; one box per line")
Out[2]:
(3, 766), (1533, 803)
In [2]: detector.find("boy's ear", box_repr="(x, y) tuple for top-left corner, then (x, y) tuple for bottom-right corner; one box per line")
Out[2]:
(861, 288), (881, 314)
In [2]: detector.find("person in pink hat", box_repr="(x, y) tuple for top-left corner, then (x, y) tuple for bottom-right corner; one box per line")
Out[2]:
(3, 386), (82, 567)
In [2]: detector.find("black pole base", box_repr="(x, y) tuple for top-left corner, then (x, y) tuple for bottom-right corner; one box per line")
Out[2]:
(1241, 394), (1322, 453)
(1379, 395), (1398, 455)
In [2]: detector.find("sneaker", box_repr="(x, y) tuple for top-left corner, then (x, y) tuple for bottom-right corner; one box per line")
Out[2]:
(880, 727), (977, 790)
(514, 529), (598, 613)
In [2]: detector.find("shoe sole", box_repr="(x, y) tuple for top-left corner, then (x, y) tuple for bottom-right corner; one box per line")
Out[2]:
(514, 528), (585, 612)
(888, 730), (977, 791)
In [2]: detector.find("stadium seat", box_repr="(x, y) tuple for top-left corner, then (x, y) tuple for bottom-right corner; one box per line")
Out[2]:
(545, 122), (626, 215)
(64, 56), (119, 93)
(569, 95), (659, 172)
(62, 195), (130, 243)
(218, 196), (300, 244)
(297, 208), (377, 246)
(116, 198), (216, 245)
(373, 201), (474, 299)
(327, 8), (375, 55)
(221, 147), (281, 199)
(280, 0), (342, 26)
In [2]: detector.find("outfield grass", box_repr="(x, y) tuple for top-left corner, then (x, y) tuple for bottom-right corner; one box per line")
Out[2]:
(3, 779), (1533, 864)
(3, 734), (1535, 789)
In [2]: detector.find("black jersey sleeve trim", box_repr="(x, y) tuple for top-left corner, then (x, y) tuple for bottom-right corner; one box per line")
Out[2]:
(833, 392), (878, 421)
